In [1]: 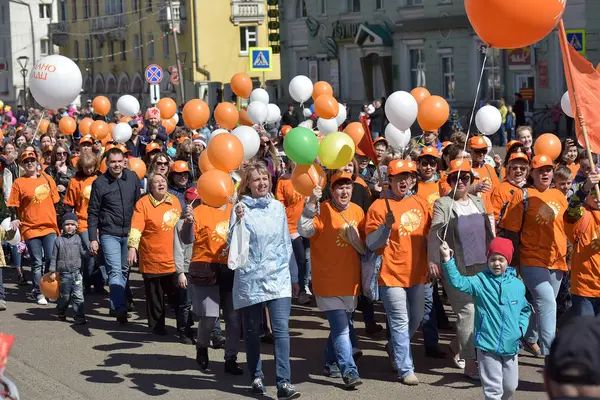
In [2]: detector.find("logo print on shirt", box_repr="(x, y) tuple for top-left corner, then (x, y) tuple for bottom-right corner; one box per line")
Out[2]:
(82, 185), (92, 200)
(33, 183), (50, 203)
(336, 220), (358, 247)
(427, 192), (440, 206)
(161, 208), (181, 230)
(535, 201), (560, 224)
(212, 220), (230, 242)
(399, 209), (423, 236)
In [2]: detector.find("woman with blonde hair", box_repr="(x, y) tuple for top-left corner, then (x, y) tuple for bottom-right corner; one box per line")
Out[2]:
(232, 161), (300, 399)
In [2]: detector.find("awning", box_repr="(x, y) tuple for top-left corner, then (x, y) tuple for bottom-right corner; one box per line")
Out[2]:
(354, 24), (393, 47)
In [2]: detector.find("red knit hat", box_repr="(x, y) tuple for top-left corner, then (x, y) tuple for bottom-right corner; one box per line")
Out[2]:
(487, 237), (514, 264)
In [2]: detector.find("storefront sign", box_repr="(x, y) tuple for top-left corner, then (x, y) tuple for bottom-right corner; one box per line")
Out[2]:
(508, 47), (532, 66)
(520, 87), (535, 101)
(538, 61), (549, 89)
(331, 20), (363, 41)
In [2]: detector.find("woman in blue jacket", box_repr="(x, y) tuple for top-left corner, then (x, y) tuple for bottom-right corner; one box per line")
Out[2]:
(441, 237), (531, 400)
(231, 161), (300, 400)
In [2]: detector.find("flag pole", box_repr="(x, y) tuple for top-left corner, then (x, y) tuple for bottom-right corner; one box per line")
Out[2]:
(361, 120), (392, 212)
(558, 20), (600, 199)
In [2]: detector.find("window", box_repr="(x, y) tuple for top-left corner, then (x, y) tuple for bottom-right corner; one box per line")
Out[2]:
(319, 0), (326, 14)
(163, 36), (170, 58)
(406, 0), (423, 5)
(146, 0), (152, 12)
(1, 6), (5, 24)
(83, 0), (90, 18)
(239, 26), (257, 55)
(441, 54), (455, 100)
(132, 0), (139, 11)
(121, 40), (126, 60)
(133, 34), (140, 60)
(481, 48), (501, 101)
(84, 39), (91, 59)
(95, 0), (100, 16)
(39, 4), (44, 18)
(95, 39), (102, 62)
(74, 40), (79, 59)
(45, 4), (52, 18)
(105, 0), (122, 14)
(40, 38), (49, 55)
(294, 0), (306, 18)
(109, 41), (114, 61)
(2, 39), (6, 58)
(39, 4), (51, 18)
(71, 0), (77, 21)
(59, 0), (66, 21)
(409, 48), (426, 88)
(148, 33), (154, 59)
(375, 0), (383, 9)
(347, 0), (360, 12)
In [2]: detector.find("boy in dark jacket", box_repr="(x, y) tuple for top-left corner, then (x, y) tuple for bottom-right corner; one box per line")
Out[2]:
(49, 212), (87, 324)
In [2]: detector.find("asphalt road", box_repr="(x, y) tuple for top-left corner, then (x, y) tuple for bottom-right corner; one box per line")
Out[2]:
(0, 268), (547, 400)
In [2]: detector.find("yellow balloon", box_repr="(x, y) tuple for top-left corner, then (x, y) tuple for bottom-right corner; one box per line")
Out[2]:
(0, 100), (4, 109)
(318, 132), (356, 169)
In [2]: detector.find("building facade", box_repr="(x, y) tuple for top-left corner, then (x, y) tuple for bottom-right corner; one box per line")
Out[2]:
(280, 0), (596, 127)
(0, 0), (59, 107)
(51, 0), (281, 111)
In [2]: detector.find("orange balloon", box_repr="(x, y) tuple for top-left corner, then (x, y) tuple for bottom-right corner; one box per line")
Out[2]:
(465, 0), (565, 49)
(207, 133), (244, 172)
(197, 169), (234, 207)
(281, 125), (292, 137)
(58, 116), (76, 135)
(239, 108), (253, 127)
(120, 116), (132, 124)
(214, 102), (240, 130)
(39, 119), (50, 134)
(108, 122), (116, 132)
(314, 95), (339, 120)
(162, 118), (177, 135)
(417, 95), (450, 132)
(93, 96), (111, 116)
(40, 272), (59, 299)
(90, 120), (109, 140)
(128, 157), (147, 180)
(231, 73), (253, 98)
(410, 87), (431, 106)
(291, 163), (327, 196)
(533, 133), (562, 161)
(312, 81), (333, 101)
(157, 98), (177, 119)
(101, 131), (113, 146)
(79, 118), (93, 135)
(100, 158), (107, 173)
(199, 150), (216, 173)
(183, 99), (210, 130)
(343, 122), (365, 147)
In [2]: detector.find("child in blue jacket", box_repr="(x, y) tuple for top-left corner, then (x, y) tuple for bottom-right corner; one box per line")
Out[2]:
(441, 237), (531, 400)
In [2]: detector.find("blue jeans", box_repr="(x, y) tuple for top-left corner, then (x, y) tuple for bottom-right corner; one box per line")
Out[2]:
(56, 271), (85, 318)
(324, 309), (359, 378)
(571, 295), (600, 317)
(100, 235), (129, 313)
(520, 266), (564, 355)
(499, 124), (507, 146)
(292, 237), (310, 292)
(242, 297), (292, 387)
(9, 244), (21, 267)
(0, 267), (5, 300)
(380, 285), (425, 378)
(422, 282), (439, 348)
(25, 233), (57, 295)
(79, 230), (106, 290)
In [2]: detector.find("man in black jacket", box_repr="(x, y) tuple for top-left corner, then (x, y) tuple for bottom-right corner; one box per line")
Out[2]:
(281, 104), (299, 128)
(88, 148), (141, 323)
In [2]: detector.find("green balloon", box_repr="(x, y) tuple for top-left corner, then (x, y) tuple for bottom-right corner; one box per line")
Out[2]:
(283, 127), (319, 164)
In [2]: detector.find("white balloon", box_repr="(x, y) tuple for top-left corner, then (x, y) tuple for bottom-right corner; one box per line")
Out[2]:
(385, 124), (411, 149)
(289, 75), (313, 103)
(232, 125), (260, 160)
(561, 91), (574, 118)
(385, 91), (418, 131)
(209, 128), (229, 142)
(173, 113), (179, 124)
(29, 55), (82, 110)
(266, 104), (281, 124)
(475, 105), (502, 136)
(483, 136), (493, 155)
(250, 88), (269, 105)
(246, 101), (268, 125)
(116, 95), (140, 117)
(303, 108), (312, 118)
(317, 117), (338, 135)
(1, 218), (20, 246)
(113, 122), (132, 143)
(335, 103), (347, 126)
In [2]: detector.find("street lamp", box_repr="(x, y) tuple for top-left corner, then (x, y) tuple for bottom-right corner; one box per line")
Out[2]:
(17, 56), (29, 107)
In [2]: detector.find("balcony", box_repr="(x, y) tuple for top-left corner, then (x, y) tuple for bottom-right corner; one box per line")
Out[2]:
(231, 0), (265, 25)
(48, 22), (69, 47)
(158, 1), (186, 34)
(89, 14), (126, 41)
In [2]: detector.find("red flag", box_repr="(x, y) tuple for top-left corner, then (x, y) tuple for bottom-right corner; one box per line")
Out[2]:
(558, 20), (600, 154)
(359, 116), (378, 165)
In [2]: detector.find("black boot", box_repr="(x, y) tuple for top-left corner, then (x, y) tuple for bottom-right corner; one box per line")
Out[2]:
(196, 347), (209, 370)
(224, 359), (243, 375)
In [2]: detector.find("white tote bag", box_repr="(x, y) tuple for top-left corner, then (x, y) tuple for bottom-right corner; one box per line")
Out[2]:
(228, 218), (250, 271)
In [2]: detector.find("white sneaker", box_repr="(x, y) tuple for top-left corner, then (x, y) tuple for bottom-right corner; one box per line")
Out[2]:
(297, 292), (311, 305)
(36, 295), (48, 305)
(0, 299), (6, 311)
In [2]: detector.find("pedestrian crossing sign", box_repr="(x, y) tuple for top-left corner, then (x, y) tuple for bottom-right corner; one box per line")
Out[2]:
(566, 29), (586, 55)
(249, 47), (272, 72)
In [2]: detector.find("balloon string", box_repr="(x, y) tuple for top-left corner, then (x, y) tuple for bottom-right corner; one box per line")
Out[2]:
(439, 48), (489, 242)
(34, 110), (46, 139)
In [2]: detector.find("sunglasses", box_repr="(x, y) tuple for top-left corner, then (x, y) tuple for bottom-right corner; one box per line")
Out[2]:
(57, 135), (65, 139)
(509, 165), (527, 171)
(473, 149), (487, 154)
(56, 152), (67, 156)
(156, 161), (169, 166)
(448, 174), (471, 183)
(23, 159), (36, 164)
(420, 160), (437, 167)
(94, 140), (101, 144)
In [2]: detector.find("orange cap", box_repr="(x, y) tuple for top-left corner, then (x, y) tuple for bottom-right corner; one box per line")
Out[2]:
(441, 141), (452, 150)
(118, 144), (129, 154)
(531, 154), (554, 169)
(104, 143), (117, 153)
(373, 137), (388, 146)
(20, 151), (37, 163)
(508, 152), (529, 163)
(177, 136), (190, 145)
(79, 135), (93, 145)
(171, 160), (190, 173)
(355, 147), (366, 157)
(419, 146), (440, 159)
(506, 140), (523, 153)
(468, 136), (488, 150)
(448, 159), (473, 175)
(330, 172), (354, 188)
(146, 142), (161, 153)
(387, 159), (417, 176)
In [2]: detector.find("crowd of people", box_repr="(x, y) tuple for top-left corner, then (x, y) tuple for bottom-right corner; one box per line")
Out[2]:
(0, 100), (600, 400)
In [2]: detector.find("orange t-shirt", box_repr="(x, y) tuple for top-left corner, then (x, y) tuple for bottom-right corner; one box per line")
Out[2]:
(275, 177), (305, 235)
(417, 180), (440, 211)
(567, 162), (580, 177)
(366, 195), (431, 288)
(566, 209), (600, 297)
(63, 174), (98, 232)
(190, 203), (232, 264)
(309, 201), (364, 297)
(474, 163), (500, 214)
(7, 173), (60, 240)
(490, 181), (523, 225)
(129, 194), (181, 274)
(71, 157), (79, 168)
(499, 187), (568, 270)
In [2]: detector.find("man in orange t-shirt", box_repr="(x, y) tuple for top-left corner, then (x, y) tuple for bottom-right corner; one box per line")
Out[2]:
(490, 152), (529, 226)
(468, 136), (500, 207)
